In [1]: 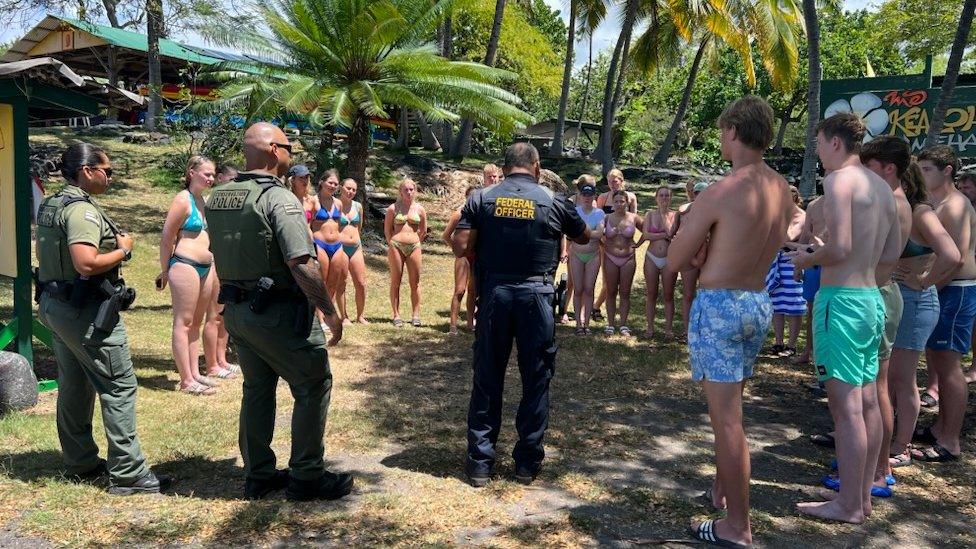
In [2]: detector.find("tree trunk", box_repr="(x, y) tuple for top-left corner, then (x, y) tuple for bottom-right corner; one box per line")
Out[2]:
(453, 0), (506, 158)
(574, 33), (593, 150)
(653, 38), (708, 165)
(145, 0), (163, 131)
(550, 0), (577, 158)
(102, 0), (121, 27)
(395, 108), (409, 150)
(437, 14), (455, 149)
(609, 28), (632, 119)
(598, 0), (638, 175)
(799, 0), (822, 198)
(347, 114), (370, 201)
(416, 112), (441, 151)
(926, 0), (976, 145)
(773, 91), (805, 155)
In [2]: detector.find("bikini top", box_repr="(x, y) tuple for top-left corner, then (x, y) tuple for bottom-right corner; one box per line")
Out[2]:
(576, 205), (605, 230)
(901, 237), (933, 258)
(394, 210), (421, 227)
(604, 216), (636, 238)
(181, 192), (206, 233)
(340, 203), (361, 228)
(648, 211), (673, 234)
(315, 202), (342, 222)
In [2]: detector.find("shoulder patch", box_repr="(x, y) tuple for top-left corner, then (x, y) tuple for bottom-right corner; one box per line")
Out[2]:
(281, 203), (302, 216)
(84, 210), (101, 225)
(37, 205), (58, 227)
(209, 189), (250, 210)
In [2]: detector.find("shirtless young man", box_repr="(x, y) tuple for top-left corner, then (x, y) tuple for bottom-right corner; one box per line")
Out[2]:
(668, 96), (792, 547)
(795, 196), (827, 366)
(788, 113), (900, 524)
(859, 136), (913, 496)
(956, 172), (976, 382)
(913, 146), (976, 463)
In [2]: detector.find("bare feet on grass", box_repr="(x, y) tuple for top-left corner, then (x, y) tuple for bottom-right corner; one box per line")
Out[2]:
(796, 499), (866, 524)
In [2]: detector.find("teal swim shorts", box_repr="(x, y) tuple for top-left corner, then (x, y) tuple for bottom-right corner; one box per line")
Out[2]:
(813, 286), (885, 386)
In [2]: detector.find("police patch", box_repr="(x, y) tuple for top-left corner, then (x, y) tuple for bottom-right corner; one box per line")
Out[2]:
(494, 197), (536, 220)
(37, 205), (57, 227)
(209, 189), (250, 210)
(281, 203), (302, 216)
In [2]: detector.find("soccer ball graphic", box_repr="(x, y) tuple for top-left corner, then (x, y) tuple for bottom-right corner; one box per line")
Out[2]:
(823, 92), (890, 142)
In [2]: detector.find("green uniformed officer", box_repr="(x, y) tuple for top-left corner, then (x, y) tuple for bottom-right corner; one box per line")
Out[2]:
(35, 142), (170, 495)
(205, 122), (352, 501)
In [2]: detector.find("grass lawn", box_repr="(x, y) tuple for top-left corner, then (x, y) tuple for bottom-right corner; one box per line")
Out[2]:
(0, 130), (973, 547)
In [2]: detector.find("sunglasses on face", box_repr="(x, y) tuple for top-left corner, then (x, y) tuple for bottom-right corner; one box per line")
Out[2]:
(88, 165), (113, 178)
(272, 142), (293, 154)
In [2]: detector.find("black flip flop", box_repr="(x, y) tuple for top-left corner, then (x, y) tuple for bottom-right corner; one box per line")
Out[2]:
(911, 443), (960, 463)
(689, 519), (749, 548)
(920, 393), (938, 408)
(912, 426), (937, 445)
(809, 432), (835, 448)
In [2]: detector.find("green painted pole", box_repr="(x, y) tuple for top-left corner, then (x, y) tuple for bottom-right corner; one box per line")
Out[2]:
(11, 97), (33, 364)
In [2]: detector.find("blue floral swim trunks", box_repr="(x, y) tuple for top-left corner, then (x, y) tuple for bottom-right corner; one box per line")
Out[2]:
(689, 289), (772, 383)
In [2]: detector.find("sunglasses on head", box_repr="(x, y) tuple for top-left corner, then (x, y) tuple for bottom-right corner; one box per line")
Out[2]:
(272, 142), (293, 154)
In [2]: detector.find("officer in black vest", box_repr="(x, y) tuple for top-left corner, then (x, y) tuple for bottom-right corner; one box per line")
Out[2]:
(452, 142), (589, 487)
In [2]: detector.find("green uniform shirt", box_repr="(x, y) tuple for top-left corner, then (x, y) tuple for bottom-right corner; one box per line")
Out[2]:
(206, 171), (315, 289)
(36, 185), (119, 283)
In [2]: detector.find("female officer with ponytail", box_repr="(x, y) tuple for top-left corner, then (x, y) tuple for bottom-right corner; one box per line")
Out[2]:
(36, 142), (170, 495)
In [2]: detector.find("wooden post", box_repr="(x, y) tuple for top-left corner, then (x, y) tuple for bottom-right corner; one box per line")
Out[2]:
(12, 97), (33, 363)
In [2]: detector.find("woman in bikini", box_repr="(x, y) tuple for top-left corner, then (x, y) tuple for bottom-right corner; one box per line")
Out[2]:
(568, 178), (605, 334)
(443, 185), (480, 334)
(602, 190), (642, 336)
(385, 178), (427, 327)
(634, 185), (677, 339)
(593, 169), (638, 320)
(887, 163), (961, 467)
(671, 181), (708, 341)
(289, 164), (319, 225)
(311, 170), (349, 330)
(156, 156), (221, 396)
(336, 178), (368, 324)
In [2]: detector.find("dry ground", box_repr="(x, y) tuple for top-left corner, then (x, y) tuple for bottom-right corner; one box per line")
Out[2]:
(0, 130), (973, 547)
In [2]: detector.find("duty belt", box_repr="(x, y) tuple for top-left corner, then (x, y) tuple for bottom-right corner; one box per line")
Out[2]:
(483, 273), (552, 284)
(218, 284), (302, 304)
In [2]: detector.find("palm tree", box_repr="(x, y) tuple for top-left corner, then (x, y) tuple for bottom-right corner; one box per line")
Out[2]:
(208, 0), (530, 191)
(799, 0), (821, 198)
(640, 0), (804, 165)
(598, 0), (640, 175)
(574, 0), (607, 151)
(926, 0), (976, 145)
(145, 0), (164, 131)
(451, 0), (507, 157)
(549, 0), (578, 158)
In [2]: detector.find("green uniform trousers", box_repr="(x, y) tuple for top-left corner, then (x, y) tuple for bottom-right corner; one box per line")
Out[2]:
(38, 294), (149, 483)
(222, 299), (332, 482)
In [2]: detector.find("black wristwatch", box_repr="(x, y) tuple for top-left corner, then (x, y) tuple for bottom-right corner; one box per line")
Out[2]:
(120, 247), (132, 262)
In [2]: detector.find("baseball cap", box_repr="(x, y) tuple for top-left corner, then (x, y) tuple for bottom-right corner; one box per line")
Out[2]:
(579, 184), (596, 196)
(693, 181), (711, 193)
(288, 164), (310, 178)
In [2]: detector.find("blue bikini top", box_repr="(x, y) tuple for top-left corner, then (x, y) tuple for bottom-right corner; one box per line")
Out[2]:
(182, 192), (206, 233)
(315, 202), (342, 222)
(340, 203), (361, 227)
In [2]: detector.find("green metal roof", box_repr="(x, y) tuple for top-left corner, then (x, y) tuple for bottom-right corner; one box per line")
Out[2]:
(57, 16), (226, 65)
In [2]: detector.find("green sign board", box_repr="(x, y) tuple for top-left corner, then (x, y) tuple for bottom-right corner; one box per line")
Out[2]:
(821, 63), (976, 157)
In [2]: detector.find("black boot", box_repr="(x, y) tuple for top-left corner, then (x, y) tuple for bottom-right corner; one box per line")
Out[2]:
(70, 459), (108, 483)
(107, 470), (173, 495)
(244, 469), (290, 500)
(285, 471), (353, 501)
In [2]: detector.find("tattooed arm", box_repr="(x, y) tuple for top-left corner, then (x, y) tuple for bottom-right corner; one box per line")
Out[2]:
(288, 255), (342, 346)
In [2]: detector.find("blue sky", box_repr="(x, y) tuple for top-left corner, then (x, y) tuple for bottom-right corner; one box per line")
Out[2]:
(2, 0), (880, 57)
(543, 0), (879, 67)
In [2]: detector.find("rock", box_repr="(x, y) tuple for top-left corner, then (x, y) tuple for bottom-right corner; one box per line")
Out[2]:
(402, 154), (445, 173)
(0, 352), (38, 414)
(538, 169), (568, 194)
